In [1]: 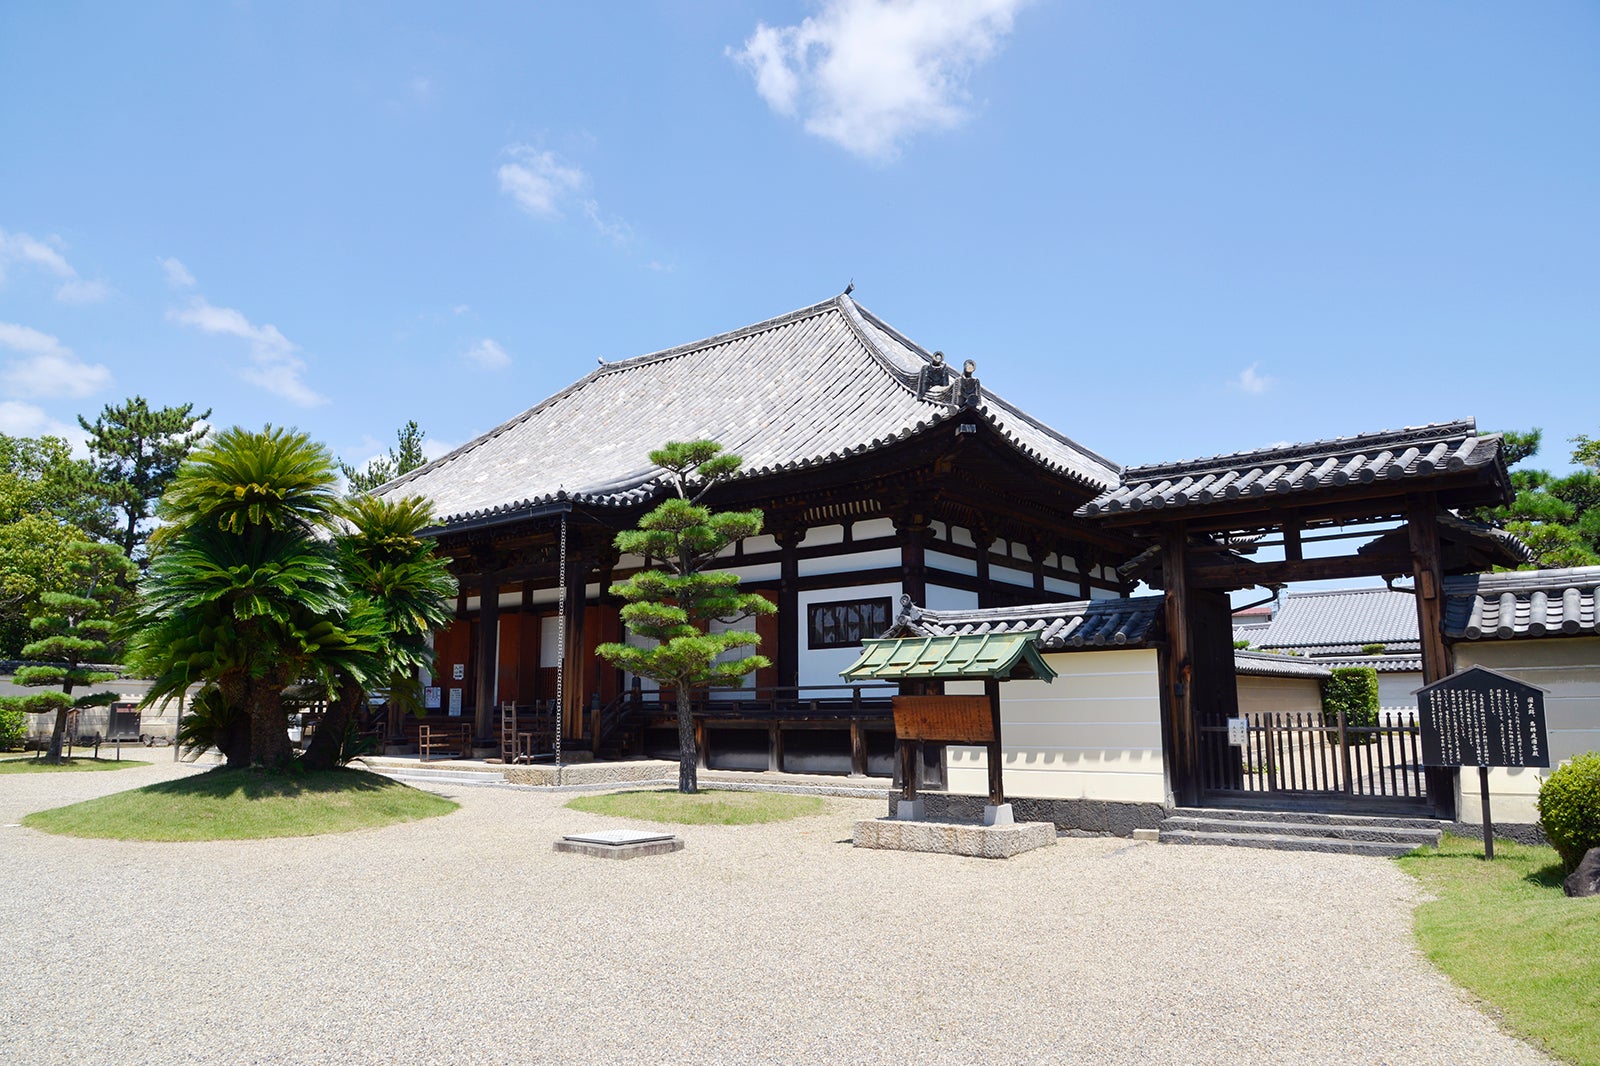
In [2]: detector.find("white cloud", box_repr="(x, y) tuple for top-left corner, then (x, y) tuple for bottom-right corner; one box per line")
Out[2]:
(462, 338), (511, 370)
(0, 227), (110, 303)
(1233, 363), (1272, 396)
(729, 0), (1027, 160)
(0, 321), (113, 399)
(160, 256), (196, 289)
(55, 279), (111, 304)
(167, 296), (327, 406)
(497, 145), (633, 243)
(498, 147), (587, 217)
(0, 400), (89, 453)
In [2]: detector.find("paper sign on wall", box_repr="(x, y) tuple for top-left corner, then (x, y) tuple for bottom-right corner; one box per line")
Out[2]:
(452, 663), (464, 681)
(1226, 717), (1249, 747)
(448, 688), (463, 716)
(424, 686), (441, 710)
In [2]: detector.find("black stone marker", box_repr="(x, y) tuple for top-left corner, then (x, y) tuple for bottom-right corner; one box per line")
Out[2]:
(1416, 666), (1550, 861)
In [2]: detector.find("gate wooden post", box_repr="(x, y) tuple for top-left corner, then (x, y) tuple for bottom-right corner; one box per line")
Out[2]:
(985, 678), (1004, 808)
(1338, 709), (1353, 794)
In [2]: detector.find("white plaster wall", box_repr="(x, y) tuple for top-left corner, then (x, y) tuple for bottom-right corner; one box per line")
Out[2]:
(798, 547), (900, 578)
(853, 518), (895, 540)
(926, 550), (978, 578)
(1452, 637), (1600, 824)
(799, 580), (901, 694)
(1043, 575), (1079, 597)
(925, 584), (978, 612)
(943, 649), (1168, 803)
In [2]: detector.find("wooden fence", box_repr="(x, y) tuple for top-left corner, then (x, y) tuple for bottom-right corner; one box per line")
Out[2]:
(1199, 710), (1428, 804)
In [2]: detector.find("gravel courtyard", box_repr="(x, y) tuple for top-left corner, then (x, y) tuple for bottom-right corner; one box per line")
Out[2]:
(1, 761), (1550, 1066)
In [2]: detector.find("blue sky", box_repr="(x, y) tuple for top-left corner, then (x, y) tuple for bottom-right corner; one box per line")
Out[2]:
(2, 1), (1596, 481)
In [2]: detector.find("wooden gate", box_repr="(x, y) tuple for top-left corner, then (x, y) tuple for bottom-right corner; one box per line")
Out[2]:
(1198, 710), (1428, 808)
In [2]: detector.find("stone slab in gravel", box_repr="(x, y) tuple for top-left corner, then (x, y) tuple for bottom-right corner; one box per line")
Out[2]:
(0, 763), (1554, 1066)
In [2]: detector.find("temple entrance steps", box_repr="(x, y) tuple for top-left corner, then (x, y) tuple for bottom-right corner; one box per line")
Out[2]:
(361, 758), (511, 789)
(1158, 807), (1444, 857)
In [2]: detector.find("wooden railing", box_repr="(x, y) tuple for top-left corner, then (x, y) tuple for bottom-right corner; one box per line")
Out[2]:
(594, 681), (898, 754)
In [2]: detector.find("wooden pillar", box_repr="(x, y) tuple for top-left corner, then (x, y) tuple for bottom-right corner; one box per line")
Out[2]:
(896, 507), (929, 608)
(561, 549), (587, 744)
(1078, 547), (1096, 602)
(973, 529), (994, 608)
(474, 568), (499, 743)
(1160, 526), (1199, 806)
(775, 527), (802, 689)
(1408, 494), (1458, 819)
(985, 677), (1005, 807)
(1029, 538), (1047, 597)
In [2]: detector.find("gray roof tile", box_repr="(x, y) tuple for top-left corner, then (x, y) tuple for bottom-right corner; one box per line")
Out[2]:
(1443, 566), (1600, 640)
(377, 295), (1119, 528)
(1078, 420), (1505, 517)
(886, 595), (1163, 650)
(1253, 587), (1421, 652)
(1234, 651), (1333, 679)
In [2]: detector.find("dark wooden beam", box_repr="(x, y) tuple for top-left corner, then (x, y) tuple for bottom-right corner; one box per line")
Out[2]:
(1187, 551), (1412, 591)
(1407, 494), (1457, 820)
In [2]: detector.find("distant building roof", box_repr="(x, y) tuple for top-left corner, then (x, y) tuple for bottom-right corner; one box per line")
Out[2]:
(1234, 651), (1333, 680)
(1077, 420), (1508, 518)
(1444, 566), (1600, 641)
(885, 595), (1164, 651)
(378, 294), (1119, 529)
(1313, 654), (1424, 674)
(1251, 586), (1420, 655)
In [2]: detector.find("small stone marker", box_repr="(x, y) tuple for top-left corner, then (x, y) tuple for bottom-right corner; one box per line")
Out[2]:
(1565, 847), (1600, 899)
(553, 829), (684, 860)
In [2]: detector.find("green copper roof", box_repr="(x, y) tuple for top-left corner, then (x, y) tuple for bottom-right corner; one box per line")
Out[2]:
(840, 633), (1057, 682)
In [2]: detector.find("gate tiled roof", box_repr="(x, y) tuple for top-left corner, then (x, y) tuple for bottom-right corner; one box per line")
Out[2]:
(1444, 566), (1600, 640)
(377, 294), (1119, 529)
(1077, 420), (1506, 517)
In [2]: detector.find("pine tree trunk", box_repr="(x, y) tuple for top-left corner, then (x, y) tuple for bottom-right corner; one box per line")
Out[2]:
(46, 706), (68, 764)
(676, 681), (697, 794)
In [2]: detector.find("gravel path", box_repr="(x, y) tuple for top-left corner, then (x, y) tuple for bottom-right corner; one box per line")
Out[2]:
(0, 763), (1551, 1065)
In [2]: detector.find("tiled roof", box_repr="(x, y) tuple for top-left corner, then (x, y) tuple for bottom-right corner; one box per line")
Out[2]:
(377, 294), (1120, 529)
(1234, 651), (1332, 680)
(886, 595), (1163, 650)
(1443, 566), (1600, 640)
(1077, 420), (1506, 517)
(1252, 586), (1420, 653)
(841, 633), (1057, 682)
(1313, 654), (1424, 674)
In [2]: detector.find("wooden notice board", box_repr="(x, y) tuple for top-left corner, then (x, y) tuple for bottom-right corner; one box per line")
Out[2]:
(892, 695), (995, 744)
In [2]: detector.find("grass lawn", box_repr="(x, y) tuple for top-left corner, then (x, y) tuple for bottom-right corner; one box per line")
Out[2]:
(0, 755), (149, 773)
(1399, 834), (1600, 1066)
(566, 788), (826, 825)
(21, 767), (458, 841)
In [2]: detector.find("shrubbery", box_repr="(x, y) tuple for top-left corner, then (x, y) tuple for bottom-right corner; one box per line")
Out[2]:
(1323, 666), (1379, 741)
(0, 706), (26, 750)
(1537, 751), (1600, 872)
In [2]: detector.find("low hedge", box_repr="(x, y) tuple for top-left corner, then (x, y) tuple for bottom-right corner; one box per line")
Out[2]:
(1323, 666), (1379, 741)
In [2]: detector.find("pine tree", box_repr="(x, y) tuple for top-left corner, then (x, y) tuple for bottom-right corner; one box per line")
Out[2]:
(596, 441), (774, 793)
(340, 420), (428, 494)
(0, 541), (136, 762)
(78, 396), (211, 563)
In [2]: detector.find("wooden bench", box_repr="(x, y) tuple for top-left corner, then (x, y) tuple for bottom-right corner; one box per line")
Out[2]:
(418, 723), (471, 762)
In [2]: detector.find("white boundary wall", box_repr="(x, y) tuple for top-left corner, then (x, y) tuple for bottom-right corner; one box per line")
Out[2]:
(1450, 636), (1600, 825)
(943, 649), (1168, 804)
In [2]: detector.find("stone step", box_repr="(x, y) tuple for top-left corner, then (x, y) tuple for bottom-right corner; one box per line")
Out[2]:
(1157, 829), (1429, 858)
(1170, 807), (1442, 831)
(1161, 815), (1441, 846)
(373, 768), (510, 788)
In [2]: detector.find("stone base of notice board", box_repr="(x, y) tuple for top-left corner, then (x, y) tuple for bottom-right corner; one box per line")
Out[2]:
(903, 793), (1167, 838)
(853, 817), (1056, 859)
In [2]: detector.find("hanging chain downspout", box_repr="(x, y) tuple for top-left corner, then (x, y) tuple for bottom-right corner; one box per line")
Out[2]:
(555, 509), (566, 768)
